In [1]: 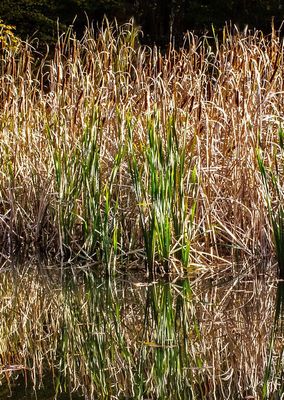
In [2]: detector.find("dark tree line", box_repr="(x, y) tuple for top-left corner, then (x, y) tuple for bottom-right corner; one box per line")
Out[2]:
(0, 0), (283, 46)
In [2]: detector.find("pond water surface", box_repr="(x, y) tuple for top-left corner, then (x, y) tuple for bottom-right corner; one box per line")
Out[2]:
(0, 264), (283, 399)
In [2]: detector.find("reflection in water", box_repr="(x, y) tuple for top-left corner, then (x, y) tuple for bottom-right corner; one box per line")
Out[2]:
(263, 281), (284, 399)
(0, 266), (283, 399)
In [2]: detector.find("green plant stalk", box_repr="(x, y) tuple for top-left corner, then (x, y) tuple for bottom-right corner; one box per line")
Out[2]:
(257, 133), (284, 278)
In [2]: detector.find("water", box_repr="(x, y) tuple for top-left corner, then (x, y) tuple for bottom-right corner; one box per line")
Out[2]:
(0, 264), (283, 399)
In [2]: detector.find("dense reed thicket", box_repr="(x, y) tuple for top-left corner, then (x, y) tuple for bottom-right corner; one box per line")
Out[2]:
(0, 20), (284, 273)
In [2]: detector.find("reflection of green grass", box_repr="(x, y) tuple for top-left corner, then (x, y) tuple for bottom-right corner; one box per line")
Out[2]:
(135, 279), (203, 399)
(263, 281), (284, 399)
(0, 268), (283, 399)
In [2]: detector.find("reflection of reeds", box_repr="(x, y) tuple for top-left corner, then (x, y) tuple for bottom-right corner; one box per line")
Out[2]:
(1, 20), (284, 270)
(263, 281), (284, 398)
(0, 267), (282, 398)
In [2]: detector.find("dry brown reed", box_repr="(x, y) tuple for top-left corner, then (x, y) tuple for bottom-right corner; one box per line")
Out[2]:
(0, 20), (284, 270)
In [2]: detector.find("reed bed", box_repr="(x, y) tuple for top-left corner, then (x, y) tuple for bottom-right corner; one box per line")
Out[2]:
(1, 20), (284, 272)
(258, 127), (284, 278)
(0, 265), (283, 399)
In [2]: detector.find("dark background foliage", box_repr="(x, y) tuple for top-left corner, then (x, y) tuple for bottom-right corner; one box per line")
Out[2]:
(0, 0), (283, 47)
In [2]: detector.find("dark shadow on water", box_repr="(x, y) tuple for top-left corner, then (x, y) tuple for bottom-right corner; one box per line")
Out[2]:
(0, 373), (84, 399)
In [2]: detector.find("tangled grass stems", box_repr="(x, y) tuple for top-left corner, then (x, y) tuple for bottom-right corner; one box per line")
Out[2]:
(0, 19), (284, 271)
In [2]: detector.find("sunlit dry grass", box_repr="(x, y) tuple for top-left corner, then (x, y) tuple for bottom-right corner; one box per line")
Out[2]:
(0, 20), (284, 272)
